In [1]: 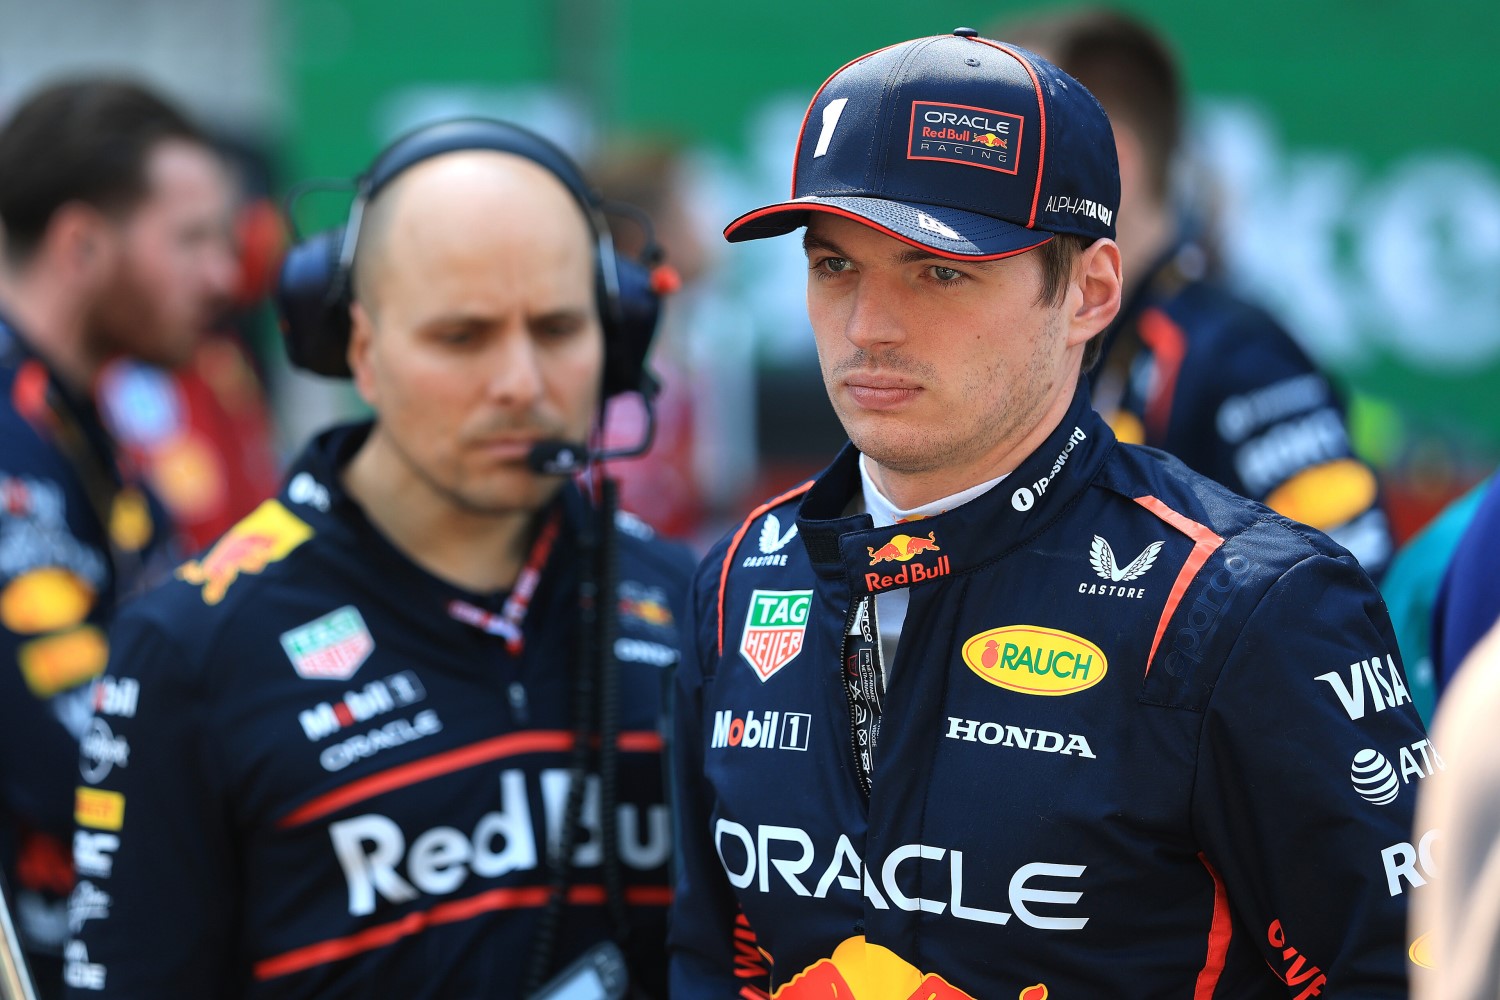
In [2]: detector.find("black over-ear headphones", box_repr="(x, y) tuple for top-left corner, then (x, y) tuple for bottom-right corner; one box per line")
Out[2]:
(275, 117), (670, 399)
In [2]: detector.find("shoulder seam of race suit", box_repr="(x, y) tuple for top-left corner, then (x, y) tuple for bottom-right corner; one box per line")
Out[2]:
(717, 480), (815, 656)
(1132, 495), (1225, 678)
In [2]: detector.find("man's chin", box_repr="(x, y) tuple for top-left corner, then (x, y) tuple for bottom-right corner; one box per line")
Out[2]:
(452, 474), (567, 518)
(127, 335), (201, 372)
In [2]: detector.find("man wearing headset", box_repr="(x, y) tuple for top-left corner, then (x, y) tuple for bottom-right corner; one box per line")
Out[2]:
(65, 121), (692, 999)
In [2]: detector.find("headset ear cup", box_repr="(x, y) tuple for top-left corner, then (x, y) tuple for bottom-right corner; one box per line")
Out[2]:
(602, 255), (662, 399)
(275, 228), (355, 378)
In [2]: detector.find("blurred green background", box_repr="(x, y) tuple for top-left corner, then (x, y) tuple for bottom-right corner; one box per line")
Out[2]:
(4, 0), (1498, 536)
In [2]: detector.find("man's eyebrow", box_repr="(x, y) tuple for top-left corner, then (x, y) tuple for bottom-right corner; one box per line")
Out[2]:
(802, 229), (997, 271)
(802, 232), (844, 257)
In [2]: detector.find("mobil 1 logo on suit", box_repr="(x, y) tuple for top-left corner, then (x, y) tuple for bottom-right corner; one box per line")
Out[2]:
(711, 709), (811, 751)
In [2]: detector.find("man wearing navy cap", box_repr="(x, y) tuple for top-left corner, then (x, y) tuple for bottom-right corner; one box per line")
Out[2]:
(669, 29), (1427, 998)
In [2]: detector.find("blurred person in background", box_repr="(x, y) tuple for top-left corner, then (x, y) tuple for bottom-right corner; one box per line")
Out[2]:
(0, 78), (236, 995)
(1379, 473), (1489, 720)
(65, 120), (691, 999)
(97, 138), (285, 557)
(1411, 617), (1500, 998)
(1429, 470), (1500, 694)
(995, 7), (1396, 580)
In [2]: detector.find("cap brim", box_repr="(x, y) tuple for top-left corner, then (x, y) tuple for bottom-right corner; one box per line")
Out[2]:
(723, 195), (1053, 261)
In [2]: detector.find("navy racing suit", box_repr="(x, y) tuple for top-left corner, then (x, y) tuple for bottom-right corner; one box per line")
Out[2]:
(65, 423), (694, 998)
(671, 384), (1429, 999)
(0, 315), (174, 985)
(1093, 243), (1393, 578)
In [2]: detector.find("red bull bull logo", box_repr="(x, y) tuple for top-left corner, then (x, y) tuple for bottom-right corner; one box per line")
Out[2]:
(865, 532), (950, 593)
(974, 132), (1007, 148)
(620, 596), (673, 628)
(177, 500), (313, 605)
(772, 937), (978, 1000)
(867, 531), (940, 564)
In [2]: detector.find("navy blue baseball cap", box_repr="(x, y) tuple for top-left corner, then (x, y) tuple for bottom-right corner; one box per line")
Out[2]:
(724, 28), (1120, 259)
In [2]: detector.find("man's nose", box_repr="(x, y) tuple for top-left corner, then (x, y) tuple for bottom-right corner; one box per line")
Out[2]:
(481, 330), (545, 408)
(842, 273), (909, 352)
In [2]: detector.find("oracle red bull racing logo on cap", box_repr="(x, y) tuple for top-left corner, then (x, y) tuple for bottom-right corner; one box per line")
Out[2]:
(909, 101), (1022, 174)
(740, 590), (812, 681)
(963, 625), (1108, 696)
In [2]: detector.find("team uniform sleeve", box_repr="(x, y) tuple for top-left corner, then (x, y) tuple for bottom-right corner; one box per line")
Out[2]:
(1178, 319), (1393, 579)
(1431, 473), (1500, 692)
(0, 477), (107, 841)
(0, 590), (82, 841)
(1192, 550), (1428, 997)
(668, 562), (768, 999)
(64, 609), (236, 998)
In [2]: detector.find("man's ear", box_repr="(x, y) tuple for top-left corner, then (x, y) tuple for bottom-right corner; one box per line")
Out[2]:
(347, 301), (378, 406)
(1066, 239), (1123, 349)
(48, 201), (118, 287)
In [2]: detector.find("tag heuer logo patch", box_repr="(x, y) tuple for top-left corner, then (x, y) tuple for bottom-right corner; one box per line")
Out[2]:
(281, 606), (374, 680)
(740, 590), (812, 682)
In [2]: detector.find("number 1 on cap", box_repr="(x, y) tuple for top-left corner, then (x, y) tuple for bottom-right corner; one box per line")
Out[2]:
(814, 98), (849, 158)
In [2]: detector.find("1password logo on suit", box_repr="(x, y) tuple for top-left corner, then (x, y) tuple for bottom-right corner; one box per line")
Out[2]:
(740, 590), (811, 682)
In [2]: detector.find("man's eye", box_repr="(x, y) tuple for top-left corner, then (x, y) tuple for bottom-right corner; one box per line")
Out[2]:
(931, 265), (962, 282)
(820, 257), (851, 274)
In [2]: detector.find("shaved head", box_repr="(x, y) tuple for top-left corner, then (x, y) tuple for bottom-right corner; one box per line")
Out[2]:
(349, 150), (596, 318)
(342, 147), (607, 519)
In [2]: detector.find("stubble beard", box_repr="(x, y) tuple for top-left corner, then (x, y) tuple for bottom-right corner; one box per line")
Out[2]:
(381, 422), (561, 519)
(827, 314), (1061, 477)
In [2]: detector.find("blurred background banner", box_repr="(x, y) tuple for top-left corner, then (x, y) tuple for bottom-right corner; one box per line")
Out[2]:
(3, 0), (1498, 543)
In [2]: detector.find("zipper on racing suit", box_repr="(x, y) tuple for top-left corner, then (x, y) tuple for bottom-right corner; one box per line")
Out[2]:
(841, 595), (884, 799)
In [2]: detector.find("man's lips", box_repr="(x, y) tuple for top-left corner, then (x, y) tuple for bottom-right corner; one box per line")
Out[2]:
(470, 436), (546, 461)
(844, 375), (921, 410)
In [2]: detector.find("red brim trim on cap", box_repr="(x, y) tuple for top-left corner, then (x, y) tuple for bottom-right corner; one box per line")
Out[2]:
(723, 202), (1052, 261)
(972, 38), (1047, 230)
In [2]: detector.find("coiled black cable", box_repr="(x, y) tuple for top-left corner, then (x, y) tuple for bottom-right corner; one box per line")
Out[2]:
(522, 478), (635, 997)
(522, 496), (601, 998)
